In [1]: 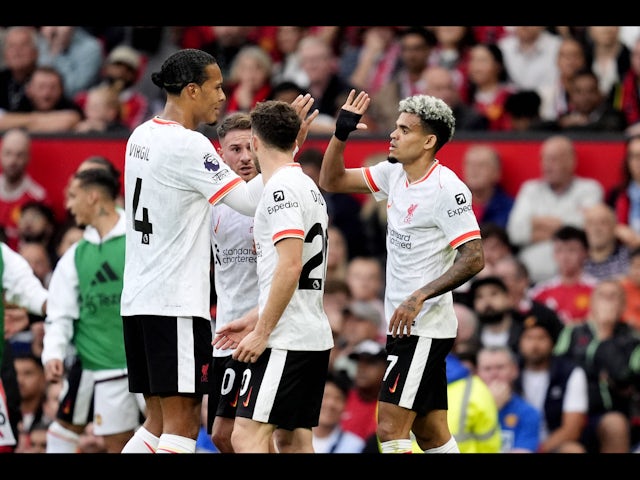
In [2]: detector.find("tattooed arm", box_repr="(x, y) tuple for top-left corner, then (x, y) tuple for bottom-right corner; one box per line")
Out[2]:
(388, 238), (484, 337)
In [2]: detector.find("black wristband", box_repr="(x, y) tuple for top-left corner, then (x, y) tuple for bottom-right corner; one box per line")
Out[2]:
(334, 109), (362, 141)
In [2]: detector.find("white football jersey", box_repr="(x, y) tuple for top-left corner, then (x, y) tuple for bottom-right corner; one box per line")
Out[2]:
(364, 159), (481, 338)
(121, 117), (245, 319)
(210, 203), (257, 356)
(253, 163), (333, 351)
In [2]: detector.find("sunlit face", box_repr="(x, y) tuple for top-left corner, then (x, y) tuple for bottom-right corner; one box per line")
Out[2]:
(219, 129), (257, 181)
(388, 112), (432, 165)
(196, 63), (227, 126)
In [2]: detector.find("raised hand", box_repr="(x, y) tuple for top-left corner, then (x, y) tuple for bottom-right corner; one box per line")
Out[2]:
(290, 93), (319, 148)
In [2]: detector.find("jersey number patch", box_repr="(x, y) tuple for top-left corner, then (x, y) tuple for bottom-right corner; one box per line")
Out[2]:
(132, 177), (153, 244)
(298, 222), (328, 291)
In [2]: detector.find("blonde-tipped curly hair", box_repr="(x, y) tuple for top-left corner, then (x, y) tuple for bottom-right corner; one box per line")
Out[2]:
(398, 95), (456, 152)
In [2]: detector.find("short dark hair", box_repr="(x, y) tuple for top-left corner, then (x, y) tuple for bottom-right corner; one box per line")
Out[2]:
(73, 168), (120, 200)
(250, 100), (300, 151)
(79, 156), (121, 190)
(268, 81), (306, 100)
(216, 112), (251, 141)
(325, 369), (352, 398)
(480, 222), (513, 253)
(21, 201), (55, 225)
(152, 49), (217, 94)
(552, 225), (588, 249)
(297, 147), (323, 170)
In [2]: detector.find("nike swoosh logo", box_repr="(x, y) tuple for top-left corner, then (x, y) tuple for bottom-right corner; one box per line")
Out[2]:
(230, 389), (239, 408)
(242, 387), (253, 407)
(389, 374), (400, 393)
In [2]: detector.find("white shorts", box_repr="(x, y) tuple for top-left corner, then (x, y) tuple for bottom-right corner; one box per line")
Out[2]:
(62, 367), (145, 436)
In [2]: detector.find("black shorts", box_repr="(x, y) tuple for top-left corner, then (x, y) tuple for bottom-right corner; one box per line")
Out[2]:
(235, 348), (330, 431)
(378, 335), (455, 416)
(206, 355), (247, 433)
(122, 315), (212, 395)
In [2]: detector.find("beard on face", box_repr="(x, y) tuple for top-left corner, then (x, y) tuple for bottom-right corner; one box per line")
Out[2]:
(387, 155), (398, 164)
(477, 308), (508, 325)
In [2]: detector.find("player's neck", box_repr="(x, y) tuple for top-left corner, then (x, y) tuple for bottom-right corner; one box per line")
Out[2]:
(158, 102), (194, 130)
(405, 157), (437, 184)
(259, 151), (296, 183)
(92, 206), (120, 239)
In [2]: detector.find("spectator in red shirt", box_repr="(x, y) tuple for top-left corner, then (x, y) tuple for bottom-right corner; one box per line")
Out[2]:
(0, 128), (51, 251)
(528, 225), (597, 325)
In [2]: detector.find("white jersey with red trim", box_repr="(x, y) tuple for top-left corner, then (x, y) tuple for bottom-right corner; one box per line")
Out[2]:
(210, 203), (257, 356)
(122, 117), (246, 319)
(253, 163), (333, 351)
(363, 159), (481, 338)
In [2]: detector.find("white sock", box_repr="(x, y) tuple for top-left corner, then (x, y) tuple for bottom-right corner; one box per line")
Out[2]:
(46, 421), (80, 453)
(380, 438), (413, 453)
(156, 434), (196, 454)
(423, 436), (460, 453)
(121, 426), (159, 453)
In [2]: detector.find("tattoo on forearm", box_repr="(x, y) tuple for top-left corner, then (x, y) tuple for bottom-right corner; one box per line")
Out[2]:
(418, 239), (484, 300)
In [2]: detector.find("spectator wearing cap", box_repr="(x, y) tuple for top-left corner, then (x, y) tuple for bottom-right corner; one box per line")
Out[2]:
(468, 275), (527, 355)
(74, 45), (149, 131)
(312, 371), (365, 453)
(332, 300), (384, 380)
(514, 312), (588, 453)
(340, 339), (387, 443)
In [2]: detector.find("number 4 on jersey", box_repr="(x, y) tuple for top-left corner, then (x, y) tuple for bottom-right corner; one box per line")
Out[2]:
(132, 177), (153, 244)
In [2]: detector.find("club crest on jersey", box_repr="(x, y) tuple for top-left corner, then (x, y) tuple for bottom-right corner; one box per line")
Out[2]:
(203, 153), (220, 172)
(404, 203), (418, 224)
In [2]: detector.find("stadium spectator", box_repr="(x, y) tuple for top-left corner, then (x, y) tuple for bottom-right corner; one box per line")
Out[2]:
(0, 26), (39, 112)
(0, 128), (51, 251)
(36, 27), (103, 99)
(507, 134), (604, 283)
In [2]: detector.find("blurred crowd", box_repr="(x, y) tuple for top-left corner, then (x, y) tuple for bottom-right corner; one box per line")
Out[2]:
(2, 26), (640, 137)
(4, 25), (640, 453)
